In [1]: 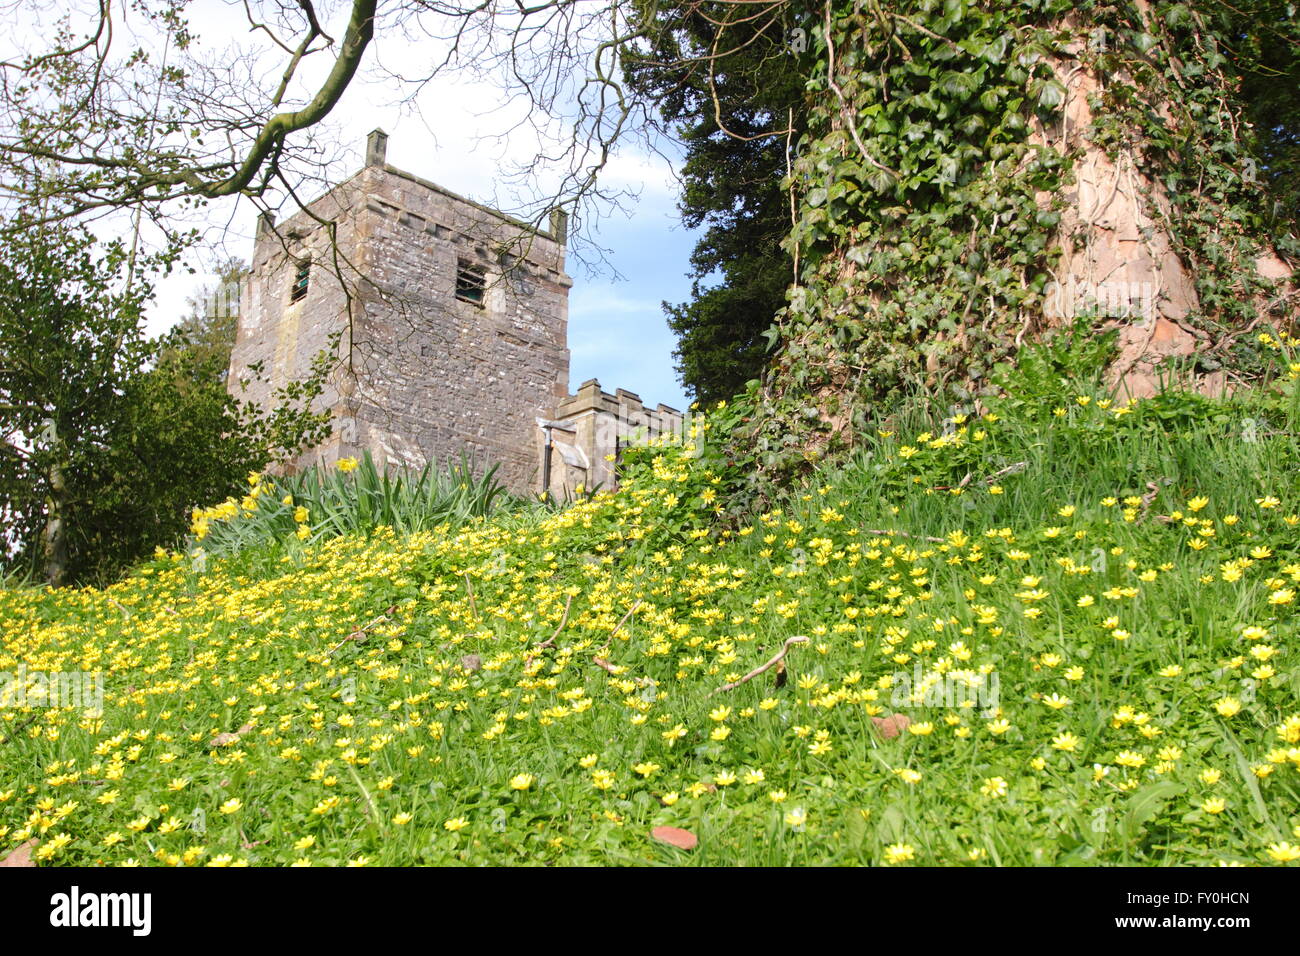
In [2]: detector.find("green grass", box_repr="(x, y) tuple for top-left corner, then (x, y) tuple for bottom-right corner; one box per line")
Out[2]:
(2, 374), (1300, 866)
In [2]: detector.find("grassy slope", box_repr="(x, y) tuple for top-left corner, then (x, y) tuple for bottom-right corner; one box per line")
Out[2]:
(2, 386), (1300, 866)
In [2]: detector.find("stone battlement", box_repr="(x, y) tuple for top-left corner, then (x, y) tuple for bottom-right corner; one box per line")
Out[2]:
(540, 379), (685, 499)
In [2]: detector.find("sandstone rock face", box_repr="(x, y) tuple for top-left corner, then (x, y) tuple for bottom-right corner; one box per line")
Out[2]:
(229, 131), (572, 492)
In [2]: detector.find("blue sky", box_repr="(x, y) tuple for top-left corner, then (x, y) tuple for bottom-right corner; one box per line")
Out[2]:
(566, 203), (698, 412)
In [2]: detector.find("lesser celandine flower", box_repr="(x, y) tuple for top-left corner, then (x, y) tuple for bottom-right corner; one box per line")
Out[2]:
(883, 843), (915, 864)
(1265, 842), (1300, 863)
(1215, 698), (1242, 718)
(981, 777), (1008, 798)
(509, 773), (535, 791)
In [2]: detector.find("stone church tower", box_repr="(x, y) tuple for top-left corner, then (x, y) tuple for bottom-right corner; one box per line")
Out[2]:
(229, 130), (572, 491)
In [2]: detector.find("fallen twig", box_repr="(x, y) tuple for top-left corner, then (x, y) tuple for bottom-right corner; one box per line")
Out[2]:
(1139, 478), (1170, 522)
(932, 460), (1027, 491)
(0, 711), (43, 747)
(463, 573), (478, 622)
(531, 593), (574, 653)
(597, 599), (642, 655)
(326, 606), (397, 656)
(711, 636), (809, 696)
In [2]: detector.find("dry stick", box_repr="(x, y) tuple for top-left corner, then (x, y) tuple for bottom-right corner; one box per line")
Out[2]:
(932, 460), (1028, 492)
(1139, 479), (1169, 522)
(463, 574), (478, 622)
(597, 599), (643, 655)
(345, 764), (382, 830)
(0, 711), (43, 746)
(325, 607), (395, 657)
(592, 655), (655, 687)
(711, 636), (810, 696)
(532, 593), (573, 653)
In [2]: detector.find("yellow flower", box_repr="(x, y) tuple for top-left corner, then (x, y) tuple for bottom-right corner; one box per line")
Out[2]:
(509, 773), (535, 791)
(218, 798), (242, 815)
(883, 842), (915, 864)
(1202, 798), (1226, 814)
(392, 812), (413, 825)
(1052, 732), (1080, 752)
(981, 776), (1008, 798)
(1265, 842), (1300, 863)
(337, 457), (359, 472)
(1214, 698), (1242, 718)
(443, 817), (469, 832)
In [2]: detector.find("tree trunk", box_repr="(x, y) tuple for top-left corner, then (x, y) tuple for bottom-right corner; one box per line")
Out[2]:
(40, 434), (69, 588)
(746, 1), (1298, 479)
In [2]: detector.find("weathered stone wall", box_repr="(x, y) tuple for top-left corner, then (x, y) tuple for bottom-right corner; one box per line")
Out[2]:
(541, 379), (685, 499)
(229, 131), (572, 491)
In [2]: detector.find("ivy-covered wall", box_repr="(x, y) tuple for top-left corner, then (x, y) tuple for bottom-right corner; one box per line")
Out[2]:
(740, 0), (1298, 481)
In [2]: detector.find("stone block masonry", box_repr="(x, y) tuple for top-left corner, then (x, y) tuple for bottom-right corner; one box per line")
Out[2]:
(229, 129), (573, 491)
(539, 379), (685, 500)
(230, 129), (682, 497)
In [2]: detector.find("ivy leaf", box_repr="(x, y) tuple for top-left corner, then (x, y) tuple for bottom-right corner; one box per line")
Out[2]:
(980, 33), (1010, 64)
(1036, 80), (1066, 109)
(866, 169), (895, 194)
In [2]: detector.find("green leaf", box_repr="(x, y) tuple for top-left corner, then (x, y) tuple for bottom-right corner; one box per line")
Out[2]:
(1119, 781), (1184, 843)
